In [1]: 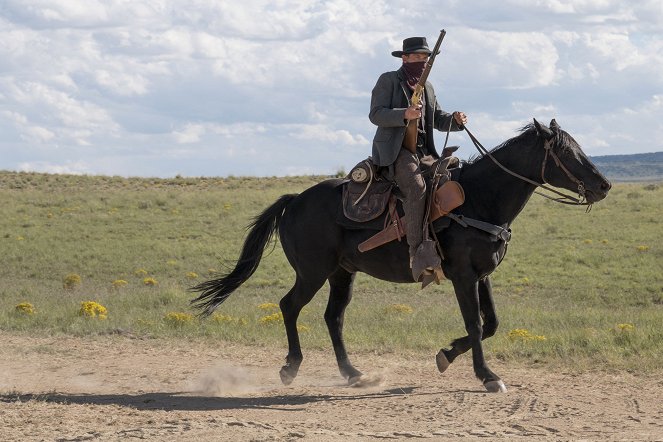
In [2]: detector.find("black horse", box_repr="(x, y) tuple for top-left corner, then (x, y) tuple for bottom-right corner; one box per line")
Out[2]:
(191, 119), (611, 392)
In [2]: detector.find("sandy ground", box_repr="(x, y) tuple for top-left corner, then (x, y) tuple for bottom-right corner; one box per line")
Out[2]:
(1, 331), (662, 441)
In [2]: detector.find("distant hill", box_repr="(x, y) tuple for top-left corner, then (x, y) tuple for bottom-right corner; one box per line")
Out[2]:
(590, 151), (663, 182)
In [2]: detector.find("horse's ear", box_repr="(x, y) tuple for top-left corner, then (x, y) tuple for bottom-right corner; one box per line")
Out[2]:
(549, 119), (560, 132)
(533, 118), (553, 139)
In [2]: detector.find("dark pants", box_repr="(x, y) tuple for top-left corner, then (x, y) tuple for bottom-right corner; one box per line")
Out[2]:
(393, 149), (426, 258)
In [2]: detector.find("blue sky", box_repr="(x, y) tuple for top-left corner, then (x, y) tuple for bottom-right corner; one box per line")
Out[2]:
(1, 0), (662, 177)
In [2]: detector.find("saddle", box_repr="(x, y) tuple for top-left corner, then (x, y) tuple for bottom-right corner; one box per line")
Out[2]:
(340, 151), (465, 253)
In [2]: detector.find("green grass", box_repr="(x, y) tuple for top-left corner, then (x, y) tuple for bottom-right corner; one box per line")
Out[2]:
(1, 171), (662, 371)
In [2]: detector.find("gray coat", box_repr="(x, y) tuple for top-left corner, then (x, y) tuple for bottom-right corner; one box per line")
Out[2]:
(369, 66), (462, 167)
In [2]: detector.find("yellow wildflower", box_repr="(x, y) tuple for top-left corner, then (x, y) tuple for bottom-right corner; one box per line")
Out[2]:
(112, 279), (128, 288)
(164, 312), (194, 327)
(211, 313), (248, 325)
(15, 302), (36, 315)
(384, 304), (414, 314)
(79, 301), (108, 320)
(508, 328), (546, 341)
(186, 271), (199, 279)
(143, 277), (158, 286)
(63, 273), (82, 290)
(636, 245), (649, 252)
(616, 323), (635, 332)
(258, 302), (279, 310)
(259, 312), (284, 324)
(134, 268), (148, 276)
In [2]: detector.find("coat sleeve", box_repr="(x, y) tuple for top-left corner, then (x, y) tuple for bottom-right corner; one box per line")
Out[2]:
(369, 73), (408, 128)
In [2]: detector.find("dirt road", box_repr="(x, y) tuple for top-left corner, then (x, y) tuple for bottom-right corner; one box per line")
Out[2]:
(1, 331), (661, 441)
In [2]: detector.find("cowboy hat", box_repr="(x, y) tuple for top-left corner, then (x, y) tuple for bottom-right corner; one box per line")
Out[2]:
(391, 37), (439, 57)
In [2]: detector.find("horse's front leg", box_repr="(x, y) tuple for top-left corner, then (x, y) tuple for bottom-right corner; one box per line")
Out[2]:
(441, 277), (505, 392)
(437, 277), (499, 371)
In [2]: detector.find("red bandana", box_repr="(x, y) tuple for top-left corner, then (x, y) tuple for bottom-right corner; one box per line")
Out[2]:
(402, 61), (426, 89)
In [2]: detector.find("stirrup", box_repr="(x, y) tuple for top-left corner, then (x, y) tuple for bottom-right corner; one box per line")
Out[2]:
(416, 266), (443, 289)
(411, 239), (443, 288)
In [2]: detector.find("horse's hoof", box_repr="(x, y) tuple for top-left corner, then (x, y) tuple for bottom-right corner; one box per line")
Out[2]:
(348, 375), (363, 386)
(349, 373), (381, 388)
(436, 350), (450, 373)
(484, 380), (507, 393)
(279, 368), (295, 386)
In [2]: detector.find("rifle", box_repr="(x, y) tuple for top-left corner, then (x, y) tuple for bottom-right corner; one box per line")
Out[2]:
(403, 29), (447, 153)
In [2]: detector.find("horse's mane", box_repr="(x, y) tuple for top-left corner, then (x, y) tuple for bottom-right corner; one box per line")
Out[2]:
(465, 122), (575, 164)
(465, 124), (538, 164)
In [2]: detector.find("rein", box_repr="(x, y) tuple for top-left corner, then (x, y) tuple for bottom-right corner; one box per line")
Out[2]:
(462, 125), (592, 210)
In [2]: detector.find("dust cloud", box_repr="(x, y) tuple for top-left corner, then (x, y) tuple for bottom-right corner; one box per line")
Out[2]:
(190, 363), (265, 396)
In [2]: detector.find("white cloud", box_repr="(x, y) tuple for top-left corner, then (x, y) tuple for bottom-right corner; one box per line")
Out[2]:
(0, 1), (661, 177)
(443, 29), (559, 89)
(172, 122), (267, 144)
(289, 124), (369, 146)
(173, 123), (205, 144)
(7, 0), (109, 26)
(18, 160), (91, 175)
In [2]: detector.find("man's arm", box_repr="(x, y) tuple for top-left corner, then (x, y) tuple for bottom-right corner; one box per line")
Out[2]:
(369, 73), (408, 127)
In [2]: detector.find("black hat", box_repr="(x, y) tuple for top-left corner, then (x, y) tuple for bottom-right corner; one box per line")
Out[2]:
(391, 37), (438, 57)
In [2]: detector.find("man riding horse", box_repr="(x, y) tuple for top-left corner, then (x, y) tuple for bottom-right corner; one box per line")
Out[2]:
(369, 36), (467, 281)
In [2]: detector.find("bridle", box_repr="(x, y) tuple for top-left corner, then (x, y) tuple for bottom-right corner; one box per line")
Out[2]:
(540, 136), (588, 206)
(462, 125), (593, 211)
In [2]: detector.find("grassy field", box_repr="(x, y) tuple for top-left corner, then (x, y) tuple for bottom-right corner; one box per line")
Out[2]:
(1, 171), (662, 372)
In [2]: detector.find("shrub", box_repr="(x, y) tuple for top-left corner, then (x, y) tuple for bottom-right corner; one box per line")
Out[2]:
(112, 279), (128, 289)
(79, 301), (108, 320)
(211, 313), (248, 325)
(15, 302), (36, 315)
(258, 302), (279, 311)
(615, 323), (635, 332)
(164, 312), (194, 327)
(508, 328), (546, 341)
(384, 304), (414, 314)
(259, 312), (284, 325)
(63, 274), (82, 290)
(143, 277), (158, 286)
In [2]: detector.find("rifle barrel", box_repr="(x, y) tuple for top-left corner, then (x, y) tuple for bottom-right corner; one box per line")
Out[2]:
(417, 29), (446, 87)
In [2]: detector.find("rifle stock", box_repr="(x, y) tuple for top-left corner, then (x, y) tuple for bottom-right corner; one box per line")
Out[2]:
(403, 30), (447, 153)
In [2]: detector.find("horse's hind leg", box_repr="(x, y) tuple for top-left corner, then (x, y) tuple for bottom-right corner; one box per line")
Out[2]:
(279, 275), (326, 385)
(325, 268), (362, 384)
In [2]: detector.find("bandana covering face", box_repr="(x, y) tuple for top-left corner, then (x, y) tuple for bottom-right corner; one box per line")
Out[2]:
(402, 61), (427, 89)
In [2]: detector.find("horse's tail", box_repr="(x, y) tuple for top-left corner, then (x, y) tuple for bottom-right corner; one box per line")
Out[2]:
(190, 194), (298, 316)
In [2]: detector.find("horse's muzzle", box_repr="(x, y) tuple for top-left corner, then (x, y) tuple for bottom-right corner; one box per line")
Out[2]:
(585, 179), (611, 203)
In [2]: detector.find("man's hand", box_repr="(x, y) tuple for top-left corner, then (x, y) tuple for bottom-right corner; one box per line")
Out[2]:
(404, 105), (422, 120)
(453, 111), (467, 126)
